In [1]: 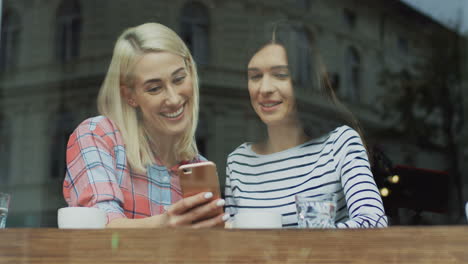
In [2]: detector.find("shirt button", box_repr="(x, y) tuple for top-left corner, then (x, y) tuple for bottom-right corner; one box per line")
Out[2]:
(163, 176), (169, 182)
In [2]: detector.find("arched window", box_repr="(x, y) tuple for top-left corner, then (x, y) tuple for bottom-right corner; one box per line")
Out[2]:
(344, 46), (361, 102)
(180, 2), (209, 65)
(56, 0), (81, 63)
(0, 9), (21, 71)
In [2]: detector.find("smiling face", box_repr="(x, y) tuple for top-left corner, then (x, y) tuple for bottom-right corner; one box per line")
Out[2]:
(247, 44), (298, 127)
(125, 51), (193, 139)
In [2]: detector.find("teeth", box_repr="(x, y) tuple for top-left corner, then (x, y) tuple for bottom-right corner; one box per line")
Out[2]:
(261, 102), (281, 107)
(162, 106), (184, 118)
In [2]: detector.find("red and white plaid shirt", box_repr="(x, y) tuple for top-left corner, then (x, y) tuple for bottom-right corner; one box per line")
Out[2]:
(63, 116), (204, 224)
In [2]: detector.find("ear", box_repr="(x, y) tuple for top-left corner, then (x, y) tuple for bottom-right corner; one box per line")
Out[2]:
(120, 84), (138, 108)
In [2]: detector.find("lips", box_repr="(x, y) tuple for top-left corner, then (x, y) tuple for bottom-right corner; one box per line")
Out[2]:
(160, 104), (185, 119)
(260, 102), (282, 107)
(259, 101), (282, 112)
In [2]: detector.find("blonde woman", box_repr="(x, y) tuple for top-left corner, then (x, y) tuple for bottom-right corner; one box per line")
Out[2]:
(63, 23), (228, 228)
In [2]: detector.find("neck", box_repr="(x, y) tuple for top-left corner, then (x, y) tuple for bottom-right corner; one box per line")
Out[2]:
(154, 139), (179, 168)
(262, 119), (310, 154)
(146, 128), (180, 168)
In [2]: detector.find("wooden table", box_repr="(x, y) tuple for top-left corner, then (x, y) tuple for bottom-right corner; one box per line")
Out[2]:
(1, 226), (467, 263)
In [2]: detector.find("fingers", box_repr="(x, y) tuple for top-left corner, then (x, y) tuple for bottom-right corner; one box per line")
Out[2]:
(188, 199), (225, 223)
(169, 192), (214, 215)
(165, 196), (225, 227)
(177, 198), (225, 225)
(191, 212), (230, 228)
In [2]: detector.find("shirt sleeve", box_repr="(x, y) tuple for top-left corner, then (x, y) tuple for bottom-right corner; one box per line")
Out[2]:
(335, 127), (387, 228)
(224, 164), (237, 217)
(63, 118), (127, 224)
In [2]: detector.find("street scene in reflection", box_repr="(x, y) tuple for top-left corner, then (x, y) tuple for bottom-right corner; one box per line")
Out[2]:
(0, 0), (467, 228)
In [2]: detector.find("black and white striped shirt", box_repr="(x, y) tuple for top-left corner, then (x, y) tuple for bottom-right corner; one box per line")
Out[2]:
(225, 126), (386, 228)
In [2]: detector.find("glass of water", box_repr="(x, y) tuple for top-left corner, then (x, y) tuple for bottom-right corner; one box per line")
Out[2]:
(295, 193), (337, 228)
(0, 192), (10, 229)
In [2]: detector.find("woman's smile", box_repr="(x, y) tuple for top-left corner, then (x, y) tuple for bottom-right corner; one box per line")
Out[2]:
(160, 103), (185, 120)
(259, 100), (283, 112)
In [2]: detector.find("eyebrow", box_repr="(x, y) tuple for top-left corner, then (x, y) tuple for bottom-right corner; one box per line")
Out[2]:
(142, 67), (186, 85)
(270, 65), (289, 71)
(247, 65), (289, 72)
(171, 67), (185, 76)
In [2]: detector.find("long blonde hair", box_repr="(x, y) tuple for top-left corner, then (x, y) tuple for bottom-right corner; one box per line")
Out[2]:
(97, 23), (199, 172)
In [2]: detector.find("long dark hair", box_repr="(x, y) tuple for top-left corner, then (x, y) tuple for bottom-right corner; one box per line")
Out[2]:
(245, 21), (367, 149)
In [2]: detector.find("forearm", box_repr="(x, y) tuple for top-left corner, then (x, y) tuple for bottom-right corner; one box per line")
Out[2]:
(106, 214), (168, 228)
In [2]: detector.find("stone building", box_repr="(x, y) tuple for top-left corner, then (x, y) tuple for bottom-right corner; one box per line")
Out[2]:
(0, 0), (463, 226)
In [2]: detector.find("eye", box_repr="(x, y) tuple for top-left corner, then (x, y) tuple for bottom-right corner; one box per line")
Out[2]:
(173, 75), (186, 85)
(248, 74), (262, 81)
(273, 73), (290, 79)
(147, 86), (162, 93)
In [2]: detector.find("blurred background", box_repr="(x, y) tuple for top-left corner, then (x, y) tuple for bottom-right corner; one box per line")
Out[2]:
(0, 0), (467, 227)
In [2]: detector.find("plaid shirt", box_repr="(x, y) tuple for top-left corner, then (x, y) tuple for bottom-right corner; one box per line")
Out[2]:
(63, 116), (204, 224)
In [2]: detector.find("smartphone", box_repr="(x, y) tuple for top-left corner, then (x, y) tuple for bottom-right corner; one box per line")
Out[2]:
(178, 161), (222, 199)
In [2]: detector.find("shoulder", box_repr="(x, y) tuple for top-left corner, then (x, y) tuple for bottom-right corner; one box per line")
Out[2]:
(68, 115), (123, 147)
(227, 142), (253, 160)
(330, 125), (367, 158)
(74, 116), (119, 135)
(329, 125), (362, 145)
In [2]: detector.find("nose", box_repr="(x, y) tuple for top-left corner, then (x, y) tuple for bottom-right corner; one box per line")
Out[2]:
(165, 84), (181, 105)
(258, 74), (275, 95)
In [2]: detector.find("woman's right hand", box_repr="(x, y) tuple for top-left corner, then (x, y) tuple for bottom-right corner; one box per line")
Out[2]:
(106, 192), (228, 228)
(161, 192), (229, 228)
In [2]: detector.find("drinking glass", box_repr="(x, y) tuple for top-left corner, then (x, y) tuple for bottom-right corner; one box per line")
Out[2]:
(296, 193), (337, 228)
(465, 202), (468, 222)
(0, 192), (10, 229)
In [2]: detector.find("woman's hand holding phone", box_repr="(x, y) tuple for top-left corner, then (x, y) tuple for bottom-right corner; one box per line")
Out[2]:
(162, 192), (229, 228)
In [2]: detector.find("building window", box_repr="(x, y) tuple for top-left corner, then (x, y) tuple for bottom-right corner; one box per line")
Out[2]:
(294, 0), (311, 10)
(0, 9), (21, 71)
(397, 36), (409, 55)
(343, 9), (356, 29)
(50, 108), (76, 179)
(379, 15), (386, 43)
(330, 73), (340, 92)
(0, 117), (11, 185)
(56, 0), (82, 64)
(344, 46), (361, 102)
(292, 27), (313, 90)
(180, 2), (210, 65)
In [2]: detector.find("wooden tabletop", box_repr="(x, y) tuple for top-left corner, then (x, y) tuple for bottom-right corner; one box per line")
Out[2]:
(0, 226), (467, 264)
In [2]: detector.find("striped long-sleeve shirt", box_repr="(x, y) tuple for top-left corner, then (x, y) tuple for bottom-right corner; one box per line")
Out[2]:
(224, 126), (386, 228)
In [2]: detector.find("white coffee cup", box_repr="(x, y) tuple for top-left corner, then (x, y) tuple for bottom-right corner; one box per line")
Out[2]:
(58, 207), (107, 229)
(232, 212), (282, 229)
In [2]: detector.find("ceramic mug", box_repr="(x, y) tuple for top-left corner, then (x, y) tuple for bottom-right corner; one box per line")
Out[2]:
(232, 211), (282, 229)
(57, 207), (106, 229)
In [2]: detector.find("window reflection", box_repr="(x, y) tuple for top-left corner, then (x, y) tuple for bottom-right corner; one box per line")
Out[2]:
(180, 1), (209, 65)
(293, 26), (313, 90)
(55, 0), (81, 64)
(344, 46), (360, 102)
(0, 7), (21, 71)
